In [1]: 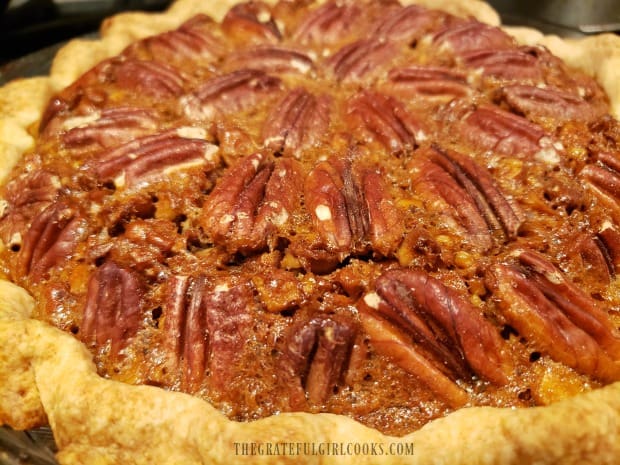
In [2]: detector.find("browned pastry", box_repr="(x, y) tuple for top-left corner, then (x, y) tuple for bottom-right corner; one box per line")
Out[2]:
(2, 0), (620, 464)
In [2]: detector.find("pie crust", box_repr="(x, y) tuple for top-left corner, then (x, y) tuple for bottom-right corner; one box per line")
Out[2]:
(2, 1), (620, 464)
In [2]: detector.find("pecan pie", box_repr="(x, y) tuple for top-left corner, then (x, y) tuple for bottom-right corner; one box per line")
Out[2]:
(2, 0), (620, 463)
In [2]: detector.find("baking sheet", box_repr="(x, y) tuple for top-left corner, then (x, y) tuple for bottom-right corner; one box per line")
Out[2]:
(0, 427), (57, 465)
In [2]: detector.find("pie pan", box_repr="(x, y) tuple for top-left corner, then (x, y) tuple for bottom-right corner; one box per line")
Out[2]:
(1, 1), (620, 464)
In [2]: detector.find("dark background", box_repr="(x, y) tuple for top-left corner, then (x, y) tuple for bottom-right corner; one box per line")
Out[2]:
(0, 0), (173, 63)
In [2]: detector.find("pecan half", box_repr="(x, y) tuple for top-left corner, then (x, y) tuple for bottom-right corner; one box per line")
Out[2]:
(292, 1), (361, 45)
(410, 146), (522, 250)
(223, 45), (315, 75)
(385, 66), (470, 100)
(201, 153), (303, 253)
(204, 279), (255, 392)
(88, 128), (220, 188)
(359, 309), (468, 408)
(124, 14), (227, 64)
(571, 233), (615, 285)
(359, 269), (512, 389)
(325, 38), (399, 83)
(80, 261), (145, 356)
(371, 4), (440, 43)
(568, 223), (620, 285)
(222, 1), (281, 44)
(163, 276), (255, 392)
(18, 202), (84, 280)
(598, 221), (620, 273)
(183, 69), (283, 120)
(458, 105), (559, 159)
(581, 152), (620, 221)
(433, 19), (515, 56)
(163, 275), (209, 390)
(499, 85), (605, 123)
(488, 249), (620, 381)
(304, 157), (403, 257)
(461, 48), (543, 81)
(42, 55), (179, 131)
(113, 59), (186, 98)
(2, 170), (60, 211)
(0, 170), (61, 249)
(347, 90), (424, 155)
(262, 88), (330, 157)
(60, 107), (158, 150)
(282, 314), (356, 406)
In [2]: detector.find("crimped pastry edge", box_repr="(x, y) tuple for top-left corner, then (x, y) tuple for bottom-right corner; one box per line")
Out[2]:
(1, 1), (620, 464)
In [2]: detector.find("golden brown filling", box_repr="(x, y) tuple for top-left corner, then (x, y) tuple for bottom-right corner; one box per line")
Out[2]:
(2, 0), (620, 436)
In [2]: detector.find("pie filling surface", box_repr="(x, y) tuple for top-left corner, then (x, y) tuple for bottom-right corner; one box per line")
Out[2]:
(2, 0), (620, 437)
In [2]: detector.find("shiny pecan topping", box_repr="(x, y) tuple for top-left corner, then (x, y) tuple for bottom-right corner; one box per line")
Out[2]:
(59, 107), (158, 150)
(124, 14), (227, 64)
(358, 268), (512, 406)
(410, 146), (522, 250)
(385, 66), (470, 100)
(201, 153), (303, 254)
(371, 4), (440, 43)
(223, 45), (315, 75)
(432, 19), (515, 56)
(292, 1), (362, 45)
(499, 85), (605, 123)
(80, 261), (145, 356)
(461, 48), (543, 81)
(325, 38), (399, 83)
(282, 314), (356, 406)
(18, 202), (84, 280)
(304, 157), (403, 257)
(458, 105), (560, 159)
(183, 69), (282, 120)
(112, 59), (186, 98)
(488, 249), (620, 381)
(347, 90), (424, 155)
(88, 128), (219, 189)
(222, 1), (281, 44)
(262, 88), (330, 157)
